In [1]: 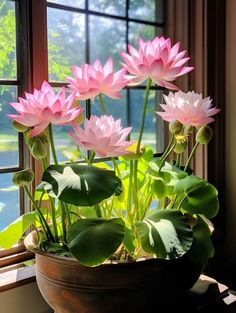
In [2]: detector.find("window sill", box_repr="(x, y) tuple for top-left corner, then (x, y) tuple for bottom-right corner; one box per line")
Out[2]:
(0, 265), (36, 292)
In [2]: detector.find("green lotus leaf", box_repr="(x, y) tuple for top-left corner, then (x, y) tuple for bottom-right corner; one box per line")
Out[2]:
(187, 215), (214, 265)
(136, 209), (193, 259)
(67, 218), (125, 266)
(0, 212), (37, 249)
(41, 164), (122, 206)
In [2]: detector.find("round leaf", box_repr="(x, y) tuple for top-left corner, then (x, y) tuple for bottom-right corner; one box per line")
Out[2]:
(136, 209), (193, 259)
(67, 218), (125, 266)
(182, 184), (219, 218)
(41, 164), (121, 206)
(187, 215), (214, 265)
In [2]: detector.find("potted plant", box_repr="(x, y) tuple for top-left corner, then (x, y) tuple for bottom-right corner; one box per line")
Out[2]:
(0, 36), (220, 313)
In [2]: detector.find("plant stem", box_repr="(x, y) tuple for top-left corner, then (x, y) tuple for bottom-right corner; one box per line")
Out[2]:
(158, 143), (176, 173)
(136, 78), (152, 153)
(184, 142), (200, 172)
(98, 94), (108, 115)
(61, 202), (67, 243)
(95, 205), (102, 218)
(127, 161), (134, 223)
(160, 133), (174, 161)
(49, 197), (59, 242)
(111, 157), (121, 177)
(23, 186), (54, 242)
(48, 123), (58, 165)
(41, 157), (48, 171)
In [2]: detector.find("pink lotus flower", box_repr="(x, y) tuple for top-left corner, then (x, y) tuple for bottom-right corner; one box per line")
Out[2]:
(66, 58), (127, 100)
(69, 115), (133, 157)
(121, 36), (193, 90)
(156, 91), (220, 126)
(8, 81), (83, 137)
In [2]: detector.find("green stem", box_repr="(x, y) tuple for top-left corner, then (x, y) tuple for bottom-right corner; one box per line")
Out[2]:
(133, 160), (139, 215)
(127, 161), (134, 222)
(136, 78), (152, 153)
(98, 94), (108, 115)
(49, 197), (59, 242)
(111, 157), (121, 177)
(95, 205), (102, 218)
(23, 186), (54, 242)
(48, 123), (58, 165)
(66, 205), (72, 227)
(41, 157), (48, 171)
(160, 134), (174, 161)
(184, 142), (200, 172)
(158, 143), (176, 173)
(176, 153), (181, 168)
(61, 202), (67, 243)
(89, 151), (95, 164)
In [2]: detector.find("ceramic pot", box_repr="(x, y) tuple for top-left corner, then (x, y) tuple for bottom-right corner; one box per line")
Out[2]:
(32, 248), (202, 313)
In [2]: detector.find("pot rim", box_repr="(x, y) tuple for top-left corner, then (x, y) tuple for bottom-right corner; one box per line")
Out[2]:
(24, 230), (162, 267)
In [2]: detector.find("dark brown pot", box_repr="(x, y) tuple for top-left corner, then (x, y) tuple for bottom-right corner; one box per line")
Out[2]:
(33, 250), (202, 313)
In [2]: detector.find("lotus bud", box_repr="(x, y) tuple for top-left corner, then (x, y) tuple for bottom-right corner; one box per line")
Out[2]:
(174, 134), (188, 154)
(123, 142), (145, 161)
(196, 126), (213, 144)
(169, 121), (183, 134)
(12, 121), (28, 132)
(13, 169), (34, 187)
(30, 137), (48, 159)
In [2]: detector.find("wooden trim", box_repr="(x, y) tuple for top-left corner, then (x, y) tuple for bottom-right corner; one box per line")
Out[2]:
(206, 0), (226, 231)
(0, 251), (35, 269)
(0, 265), (36, 293)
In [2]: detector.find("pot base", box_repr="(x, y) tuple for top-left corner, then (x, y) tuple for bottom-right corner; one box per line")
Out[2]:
(35, 251), (202, 313)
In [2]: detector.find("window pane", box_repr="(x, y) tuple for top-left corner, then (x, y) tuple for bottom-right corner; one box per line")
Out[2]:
(129, 22), (161, 46)
(129, 0), (157, 22)
(89, 16), (126, 69)
(130, 89), (164, 153)
(89, 0), (126, 16)
(91, 90), (127, 127)
(48, 0), (85, 9)
(0, 173), (19, 231)
(0, 0), (16, 79)
(52, 91), (86, 163)
(47, 8), (86, 82)
(0, 86), (19, 169)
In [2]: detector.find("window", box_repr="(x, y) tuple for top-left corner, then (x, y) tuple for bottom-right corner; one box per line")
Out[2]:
(46, 0), (165, 161)
(0, 0), (165, 231)
(0, 0), (28, 232)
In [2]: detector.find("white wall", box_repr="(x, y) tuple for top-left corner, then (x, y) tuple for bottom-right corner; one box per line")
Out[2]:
(225, 0), (236, 265)
(0, 283), (52, 313)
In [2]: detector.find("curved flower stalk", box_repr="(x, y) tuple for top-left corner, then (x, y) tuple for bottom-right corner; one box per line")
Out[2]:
(157, 91), (220, 126)
(121, 36), (193, 89)
(69, 115), (133, 157)
(66, 57), (128, 100)
(8, 81), (83, 138)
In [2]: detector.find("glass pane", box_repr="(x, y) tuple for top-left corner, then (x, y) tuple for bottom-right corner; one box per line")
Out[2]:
(0, 173), (19, 231)
(130, 89), (164, 152)
(89, 0), (126, 16)
(0, 86), (19, 169)
(47, 8), (86, 82)
(129, 23), (162, 46)
(48, 0), (85, 9)
(91, 90), (127, 127)
(129, 0), (156, 22)
(89, 16), (126, 69)
(52, 91), (86, 163)
(0, 0), (16, 79)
